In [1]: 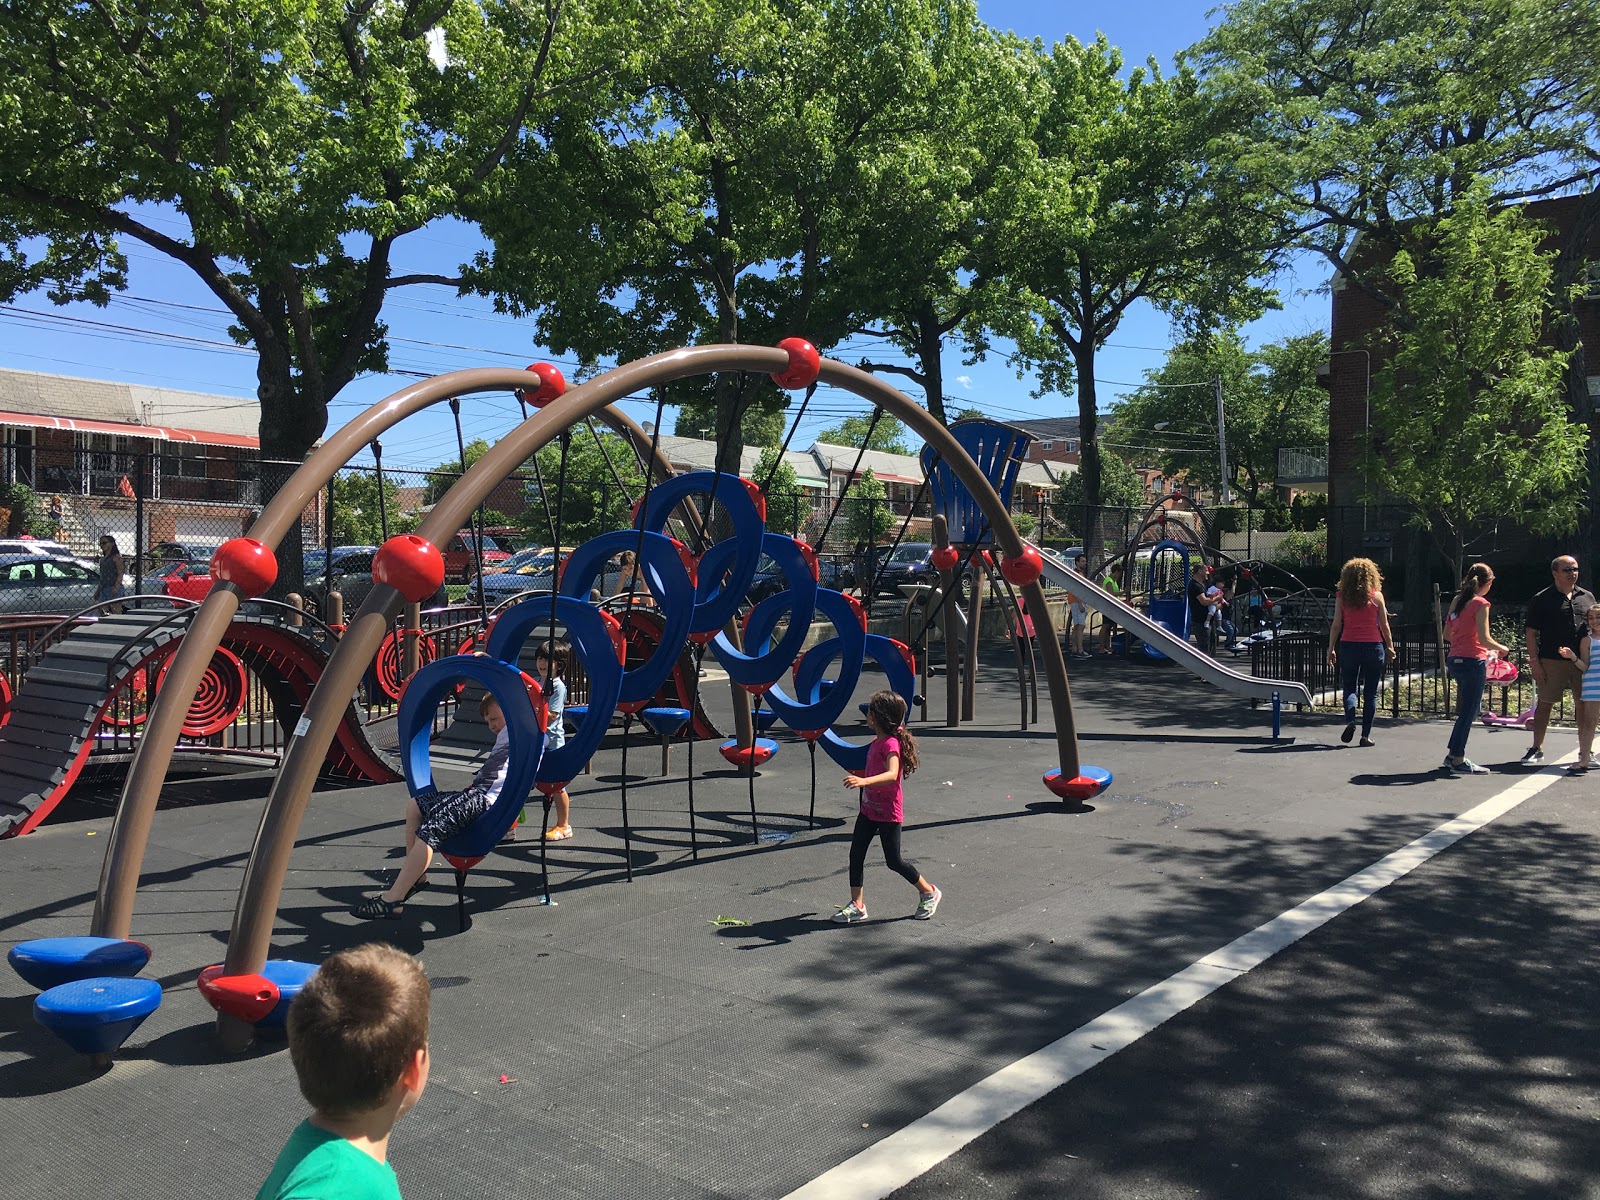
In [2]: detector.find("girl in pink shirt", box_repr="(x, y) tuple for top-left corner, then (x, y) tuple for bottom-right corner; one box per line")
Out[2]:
(1441, 562), (1511, 774)
(833, 691), (940, 923)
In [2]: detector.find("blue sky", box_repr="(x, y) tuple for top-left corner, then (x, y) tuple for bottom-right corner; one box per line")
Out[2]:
(0, 0), (1329, 470)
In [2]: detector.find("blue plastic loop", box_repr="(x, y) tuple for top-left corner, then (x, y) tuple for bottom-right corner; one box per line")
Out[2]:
(35, 976), (162, 1056)
(488, 594), (623, 787)
(808, 634), (919, 772)
(709, 534), (818, 688)
(635, 470), (765, 636)
(9, 937), (150, 992)
(559, 530), (694, 703)
(397, 654), (547, 859)
(760, 589), (867, 732)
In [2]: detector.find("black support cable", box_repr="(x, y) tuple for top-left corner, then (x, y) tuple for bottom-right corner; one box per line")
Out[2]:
(448, 397), (491, 628)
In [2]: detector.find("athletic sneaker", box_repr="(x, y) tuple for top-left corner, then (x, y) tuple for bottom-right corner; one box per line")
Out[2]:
(831, 901), (868, 924)
(1341, 721), (1356, 744)
(1522, 746), (1545, 764)
(914, 887), (942, 920)
(1453, 758), (1490, 775)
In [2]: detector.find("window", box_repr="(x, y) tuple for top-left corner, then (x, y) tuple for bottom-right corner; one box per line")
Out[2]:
(161, 443), (211, 480)
(1039, 440), (1054, 450)
(1583, 262), (1600, 301)
(1065, 439), (1080, 453)
(41, 560), (91, 582)
(5, 428), (35, 486)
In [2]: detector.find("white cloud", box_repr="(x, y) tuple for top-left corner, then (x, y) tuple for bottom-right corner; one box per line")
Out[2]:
(955, 375), (972, 389)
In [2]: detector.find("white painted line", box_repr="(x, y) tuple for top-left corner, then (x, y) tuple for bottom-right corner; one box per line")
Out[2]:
(782, 759), (1575, 1200)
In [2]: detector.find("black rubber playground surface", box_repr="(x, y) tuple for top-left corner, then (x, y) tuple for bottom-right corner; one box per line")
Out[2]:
(2, 653), (1596, 1199)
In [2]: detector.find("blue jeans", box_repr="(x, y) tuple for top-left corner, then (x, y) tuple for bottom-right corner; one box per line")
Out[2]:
(1339, 641), (1385, 737)
(1447, 657), (1488, 759)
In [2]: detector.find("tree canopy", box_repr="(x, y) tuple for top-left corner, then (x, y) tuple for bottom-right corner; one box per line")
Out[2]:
(815, 413), (912, 456)
(1051, 451), (1142, 534)
(0, 1), (623, 461)
(843, 468), (894, 545)
(1001, 35), (1280, 555)
(424, 438), (493, 505)
(1364, 188), (1582, 576)
(1108, 330), (1329, 502)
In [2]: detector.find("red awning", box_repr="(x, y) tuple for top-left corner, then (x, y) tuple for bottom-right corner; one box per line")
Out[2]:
(0, 410), (258, 449)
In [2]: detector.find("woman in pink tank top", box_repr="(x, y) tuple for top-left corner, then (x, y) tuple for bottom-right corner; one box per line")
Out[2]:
(1327, 557), (1395, 746)
(1441, 563), (1511, 773)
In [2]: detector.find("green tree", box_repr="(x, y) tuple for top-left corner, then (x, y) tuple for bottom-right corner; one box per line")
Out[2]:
(754, 447), (804, 537)
(1051, 452), (1143, 534)
(1366, 189), (1583, 578)
(0, 0), (623, 586)
(1108, 329), (1329, 501)
(0, 481), (45, 538)
(950, 407), (990, 424)
(815, 413), (912, 455)
(844, 25), (1046, 423)
(1003, 36), (1279, 558)
(331, 471), (411, 546)
(469, 0), (984, 475)
(519, 430), (647, 548)
(424, 439), (492, 506)
(843, 469), (894, 546)
(672, 395), (786, 450)
(1197, 0), (1600, 566)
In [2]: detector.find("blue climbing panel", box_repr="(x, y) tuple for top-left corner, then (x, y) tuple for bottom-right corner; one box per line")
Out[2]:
(921, 419), (1034, 547)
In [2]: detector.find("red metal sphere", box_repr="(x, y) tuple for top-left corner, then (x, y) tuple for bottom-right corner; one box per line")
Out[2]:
(1241, 567), (1254, 580)
(771, 337), (821, 390)
(210, 538), (277, 598)
(930, 545), (960, 572)
(1000, 545), (1044, 588)
(519, 362), (566, 408)
(372, 534), (446, 603)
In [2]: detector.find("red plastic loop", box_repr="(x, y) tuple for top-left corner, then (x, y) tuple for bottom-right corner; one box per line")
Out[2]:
(842, 592), (868, 633)
(770, 337), (821, 390)
(795, 539), (819, 582)
(670, 537), (700, 587)
(741, 477), (768, 524)
(598, 609), (628, 664)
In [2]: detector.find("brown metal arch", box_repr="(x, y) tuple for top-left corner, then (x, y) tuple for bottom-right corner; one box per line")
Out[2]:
(92, 368), (691, 941)
(211, 347), (1080, 1053)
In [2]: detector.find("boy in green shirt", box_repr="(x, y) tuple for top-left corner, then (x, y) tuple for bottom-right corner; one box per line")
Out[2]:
(258, 944), (431, 1199)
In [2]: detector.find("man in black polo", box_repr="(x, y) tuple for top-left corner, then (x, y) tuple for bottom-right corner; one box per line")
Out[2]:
(1522, 554), (1596, 763)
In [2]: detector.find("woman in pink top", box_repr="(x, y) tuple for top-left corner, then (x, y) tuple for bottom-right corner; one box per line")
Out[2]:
(1441, 562), (1511, 774)
(832, 691), (940, 924)
(1327, 557), (1396, 747)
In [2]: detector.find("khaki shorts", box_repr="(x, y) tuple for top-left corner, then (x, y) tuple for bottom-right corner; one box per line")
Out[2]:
(1536, 657), (1583, 705)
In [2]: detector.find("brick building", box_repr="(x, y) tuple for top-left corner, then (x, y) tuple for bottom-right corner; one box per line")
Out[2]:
(1322, 191), (1600, 567)
(0, 368), (264, 555)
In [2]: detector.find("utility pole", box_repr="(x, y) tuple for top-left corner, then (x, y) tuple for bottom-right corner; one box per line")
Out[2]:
(1214, 375), (1232, 504)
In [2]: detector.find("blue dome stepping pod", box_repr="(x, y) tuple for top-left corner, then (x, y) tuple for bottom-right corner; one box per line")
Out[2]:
(753, 706), (779, 732)
(256, 960), (320, 1029)
(8, 936), (152, 991)
(639, 706), (692, 776)
(564, 705), (591, 773)
(35, 976), (163, 1067)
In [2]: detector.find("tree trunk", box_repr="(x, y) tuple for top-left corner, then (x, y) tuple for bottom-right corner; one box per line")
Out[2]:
(1401, 523), (1432, 629)
(1551, 190), (1600, 572)
(255, 338), (326, 598)
(1074, 340), (1102, 563)
(915, 298), (947, 425)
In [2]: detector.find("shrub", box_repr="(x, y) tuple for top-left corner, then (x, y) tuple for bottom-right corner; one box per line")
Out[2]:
(1271, 524), (1327, 570)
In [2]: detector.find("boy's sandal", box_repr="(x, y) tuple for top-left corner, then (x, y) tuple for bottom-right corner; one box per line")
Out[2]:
(543, 825), (574, 841)
(1567, 761), (1592, 774)
(353, 895), (403, 920)
(402, 877), (430, 901)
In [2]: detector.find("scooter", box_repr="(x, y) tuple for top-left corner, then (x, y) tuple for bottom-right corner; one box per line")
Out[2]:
(1479, 654), (1531, 727)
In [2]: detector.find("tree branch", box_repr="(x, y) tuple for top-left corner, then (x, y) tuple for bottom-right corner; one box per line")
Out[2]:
(386, 273), (465, 289)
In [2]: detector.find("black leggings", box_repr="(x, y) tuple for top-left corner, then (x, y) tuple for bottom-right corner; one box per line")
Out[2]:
(849, 814), (922, 888)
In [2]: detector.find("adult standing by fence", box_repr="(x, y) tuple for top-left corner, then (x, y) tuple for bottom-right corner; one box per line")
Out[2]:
(1521, 554), (1595, 765)
(1327, 557), (1394, 747)
(1441, 563), (1511, 775)
(94, 534), (125, 613)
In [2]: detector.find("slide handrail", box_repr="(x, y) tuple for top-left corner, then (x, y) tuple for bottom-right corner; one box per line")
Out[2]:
(1032, 543), (1312, 706)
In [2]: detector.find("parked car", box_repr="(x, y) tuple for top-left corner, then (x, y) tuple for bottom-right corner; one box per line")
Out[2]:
(0, 537), (79, 561)
(303, 545), (447, 616)
(0, 554), (109, 615)
(473, 547), (628, 607)
(441, 531), (510, 583)
(874, 542), (936, 596)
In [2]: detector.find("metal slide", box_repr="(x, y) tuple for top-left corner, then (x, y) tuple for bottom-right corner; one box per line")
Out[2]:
(1034, 545), (1312, 706)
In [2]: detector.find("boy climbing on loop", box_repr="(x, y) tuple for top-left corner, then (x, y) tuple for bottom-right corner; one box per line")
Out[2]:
(834, 690), (941, 923)
(354, 690), (512, 920)
(536, 638), (573, 840)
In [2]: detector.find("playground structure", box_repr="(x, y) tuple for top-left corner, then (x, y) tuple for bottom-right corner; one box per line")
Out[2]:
(8, 341), (1113, 1061)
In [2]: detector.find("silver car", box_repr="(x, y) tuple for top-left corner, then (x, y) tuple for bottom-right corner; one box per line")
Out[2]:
(0, 553), (106, 615)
